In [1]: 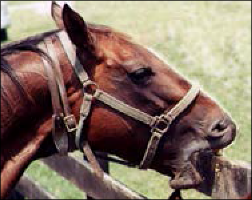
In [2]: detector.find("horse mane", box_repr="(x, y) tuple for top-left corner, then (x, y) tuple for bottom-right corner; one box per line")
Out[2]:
(1, 30), (58, 107)
(1, 23), (131, 74)
(1, 23), (131, 84)
(1, 29), (58, 72)
(0, 23), (132, 107)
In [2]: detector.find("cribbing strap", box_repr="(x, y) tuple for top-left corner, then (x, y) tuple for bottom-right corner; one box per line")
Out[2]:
(39, 40), (69, 155)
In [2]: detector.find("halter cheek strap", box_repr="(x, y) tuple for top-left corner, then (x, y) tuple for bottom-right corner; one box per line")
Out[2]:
(140, 85), (200, 169)
(87, 85), (199, 169)
(45, 31), (200, 170)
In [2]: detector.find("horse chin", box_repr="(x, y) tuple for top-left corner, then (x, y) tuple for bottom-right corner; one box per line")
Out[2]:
(208, 135), (236, 152)
(186, 127), (236, 159)
(154, 134), (234, 190)
(166, 138), (234, 190)
(187, 138), (231, 165)
(155, 139), (209, 175)
(155, 140), (215, 189)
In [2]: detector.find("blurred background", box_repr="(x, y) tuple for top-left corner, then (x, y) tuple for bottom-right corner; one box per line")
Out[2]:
(1, 1), (251, 199)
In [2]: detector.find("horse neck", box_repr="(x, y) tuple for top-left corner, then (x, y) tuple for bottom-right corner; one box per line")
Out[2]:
(0, 32), (79, 198)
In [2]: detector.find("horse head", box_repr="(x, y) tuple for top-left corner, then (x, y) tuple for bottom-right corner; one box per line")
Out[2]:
(50, 2), (236, 189)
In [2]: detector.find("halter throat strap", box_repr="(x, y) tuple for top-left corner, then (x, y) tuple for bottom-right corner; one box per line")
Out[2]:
(56, 31), (200, 169)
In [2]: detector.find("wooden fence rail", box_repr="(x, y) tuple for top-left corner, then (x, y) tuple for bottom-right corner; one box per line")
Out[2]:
(12, 175), (55, 199)
(42, 155), (146, 199)
(9, 154), (146, 199)
(9, 152), (251, 199)
(194, 152), (251, 199)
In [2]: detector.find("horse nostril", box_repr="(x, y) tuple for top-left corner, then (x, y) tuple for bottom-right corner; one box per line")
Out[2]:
(208, 120), (228, 138)
(212, 121), (227, 133)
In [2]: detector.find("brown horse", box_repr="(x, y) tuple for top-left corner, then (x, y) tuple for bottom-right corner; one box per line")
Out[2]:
(1, 3), (236, 199)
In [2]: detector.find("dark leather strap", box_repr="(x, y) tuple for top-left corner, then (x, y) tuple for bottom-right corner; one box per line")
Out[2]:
(45, 36), (77, 135)
(40, 37), (77, 155)
(40, 36), (104, 176)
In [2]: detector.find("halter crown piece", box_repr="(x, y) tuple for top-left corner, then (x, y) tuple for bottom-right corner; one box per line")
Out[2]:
(40, 30), (200, 172)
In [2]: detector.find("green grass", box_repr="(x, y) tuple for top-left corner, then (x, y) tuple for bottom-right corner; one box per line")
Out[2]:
(7, 1), (39, 6)
(2, 1), (251, 199)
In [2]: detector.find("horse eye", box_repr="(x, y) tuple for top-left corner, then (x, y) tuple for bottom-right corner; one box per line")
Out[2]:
(128, 67), (155, 85)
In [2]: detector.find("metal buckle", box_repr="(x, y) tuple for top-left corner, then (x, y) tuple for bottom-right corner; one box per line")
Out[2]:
(82, 80), (98, 96)
(52, 114), (69, 155)
(151, 115), (171, 137)
(64, 115), (77, 133)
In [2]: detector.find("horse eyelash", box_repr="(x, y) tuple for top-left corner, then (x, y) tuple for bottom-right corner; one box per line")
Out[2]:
(127, 67), (155, 85)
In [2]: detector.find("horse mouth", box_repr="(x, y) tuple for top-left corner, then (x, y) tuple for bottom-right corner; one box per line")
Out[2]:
(193, 126), (236, 163)
(157, 122), (237, 190)
(167, 146), (229, 190)
(166, 126), (236, 190)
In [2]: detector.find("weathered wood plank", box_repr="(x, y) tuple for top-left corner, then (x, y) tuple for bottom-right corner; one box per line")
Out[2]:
(14, 175), (55, 199)
(42, 155), (147, 199)
(85, 153), (109, 199)
(194, 152), (251, 199)
(14, 152), (250, 199)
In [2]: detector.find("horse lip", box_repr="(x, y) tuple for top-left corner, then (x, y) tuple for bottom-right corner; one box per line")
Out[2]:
(158, 125), (236, 177)
(186, 129), (235, 160)
(208, 136), (231, 150)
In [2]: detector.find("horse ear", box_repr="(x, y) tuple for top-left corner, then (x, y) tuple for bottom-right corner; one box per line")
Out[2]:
(62, 4), (95, 54)
(51, 1), (64, 29)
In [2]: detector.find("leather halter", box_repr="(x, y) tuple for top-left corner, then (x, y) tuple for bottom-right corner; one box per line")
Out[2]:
(40, 31), (200, 170)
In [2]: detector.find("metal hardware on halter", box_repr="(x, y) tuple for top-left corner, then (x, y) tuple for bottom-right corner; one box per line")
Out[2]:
(151, 115), (172, 136)
(64, 115), (77, 133)
(82, 80), (99, 97)
(39, 40), (70, 156)
(55, 30), (200, 170)
(82, 80), (98, 89)
(52, 114), (69, 155)
(140, 85), (200, 169)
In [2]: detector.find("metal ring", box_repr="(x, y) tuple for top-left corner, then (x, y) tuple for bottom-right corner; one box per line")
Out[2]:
(82, 80), (99, 96)
(151, 115), (171, 135)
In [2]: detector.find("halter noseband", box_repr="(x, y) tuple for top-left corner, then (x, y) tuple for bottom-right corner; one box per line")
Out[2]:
(40, 31), (200, 170)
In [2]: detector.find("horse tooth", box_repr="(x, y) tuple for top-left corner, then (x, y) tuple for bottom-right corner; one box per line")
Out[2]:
(214, 149), (224, 156)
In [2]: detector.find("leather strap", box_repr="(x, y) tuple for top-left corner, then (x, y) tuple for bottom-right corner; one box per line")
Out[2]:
(56, 31), (89, 84)
(39, 36), (78, 155)
(56, 30), (200, 170)
(39, 41), (69, 155)
(75, 93), (93, 149)
(94, 89), (156, 126)
(91, 85), (199, 169)
(45, 37), (77, 135)
(140, 85), (200, 169)
(88, 81), (199, 169)
(55, 32), (104, 176)
(39, 36), (104, 176)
